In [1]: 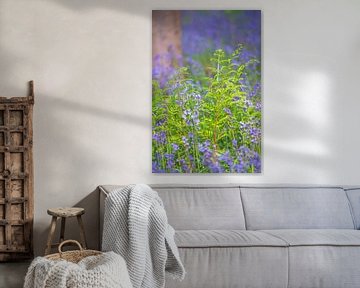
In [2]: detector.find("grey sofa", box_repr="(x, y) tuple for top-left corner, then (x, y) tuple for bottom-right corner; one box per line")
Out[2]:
(99, 185), (360, 288)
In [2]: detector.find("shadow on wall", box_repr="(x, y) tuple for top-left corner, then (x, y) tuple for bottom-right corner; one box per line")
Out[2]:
(53, 0), (149, 16)
(0, 45), (146, 256)
(33, 96), (102, 256)
(0, 1), (149, 252)
(40, 96), (148, 128)
(33, 94), (148, 256)
(51, 0), (258, 14)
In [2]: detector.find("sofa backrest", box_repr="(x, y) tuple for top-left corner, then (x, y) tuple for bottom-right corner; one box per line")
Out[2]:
(240, 186), (355, 230)
(152, 185), (246, 230)
(344, 188), (360, 229)
(100, 184), (358, 231)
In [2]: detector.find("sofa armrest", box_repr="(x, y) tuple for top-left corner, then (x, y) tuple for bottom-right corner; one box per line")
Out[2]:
(98, 186), (109, 250)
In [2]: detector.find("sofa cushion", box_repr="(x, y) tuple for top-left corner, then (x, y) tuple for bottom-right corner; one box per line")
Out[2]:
(241, 186), (355, 230)
(100, 184), (246, 230)
(152, 185), (246, 230)
(261, 230), (360, 288)
(165, 247), (288, 288)
(288, 246), (360, 288)
(262, 229), (360, 246)
(175, 230), (288, 248)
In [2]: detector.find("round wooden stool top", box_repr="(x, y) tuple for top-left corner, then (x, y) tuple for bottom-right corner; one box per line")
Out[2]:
(47, 207), (85, 218)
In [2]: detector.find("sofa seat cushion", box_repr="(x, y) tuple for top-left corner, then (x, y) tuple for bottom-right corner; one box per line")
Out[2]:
(175, 230), (288, 248)
(166, 246), (289, 288)
(260, 230), (360, 288)
(262, 229), (360, 246)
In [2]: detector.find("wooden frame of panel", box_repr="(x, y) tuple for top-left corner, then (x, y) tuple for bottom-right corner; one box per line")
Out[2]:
(0, 81), (34, 261)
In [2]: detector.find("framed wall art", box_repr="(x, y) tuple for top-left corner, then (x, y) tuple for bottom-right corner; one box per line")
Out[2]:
(152, 10), (261, 173)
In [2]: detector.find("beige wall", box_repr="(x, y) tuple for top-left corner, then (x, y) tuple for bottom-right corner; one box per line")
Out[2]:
(0, 0), (359, 255)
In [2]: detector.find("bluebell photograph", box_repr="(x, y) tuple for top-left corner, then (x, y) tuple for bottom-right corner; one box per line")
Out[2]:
(152, 10), (261, 173)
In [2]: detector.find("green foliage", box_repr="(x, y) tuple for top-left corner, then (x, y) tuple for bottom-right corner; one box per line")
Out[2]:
(152, 47), (261, 173)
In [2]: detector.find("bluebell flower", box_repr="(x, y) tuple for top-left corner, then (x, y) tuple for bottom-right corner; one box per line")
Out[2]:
(182, 136), (190, 149)
(179, 159), (190, 173)
(194, 94), (202, 100)
(171, 143), (179, 152)
(152, 161), (165, 173)
(155, 119), (166, 127)
(244, 99), (253, 107)
(249, 83), (261, 98)
(255, 102), (261, 111)
(219, 151), (233, 167)
(234, 162), (245, 173)
(223, 108), (232, 115)
(238, 145), (250, 155)
(152, 131), (166, 144)
(164, 153), (175, 169)
(209, 163), (222, 173)
(250, 151), (261, 172)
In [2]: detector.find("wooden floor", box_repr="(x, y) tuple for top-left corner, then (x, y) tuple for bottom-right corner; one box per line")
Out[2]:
(0, 261), (30, 288)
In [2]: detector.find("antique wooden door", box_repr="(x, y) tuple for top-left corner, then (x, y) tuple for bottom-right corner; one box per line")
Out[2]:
(0, 82), (34, 261)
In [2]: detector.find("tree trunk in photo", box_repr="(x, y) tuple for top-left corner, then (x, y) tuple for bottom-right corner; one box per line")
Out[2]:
(152, 10), (182, 68)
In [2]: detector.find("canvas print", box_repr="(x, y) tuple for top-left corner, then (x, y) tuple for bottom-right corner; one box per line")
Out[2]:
(152, 10), (261, 173)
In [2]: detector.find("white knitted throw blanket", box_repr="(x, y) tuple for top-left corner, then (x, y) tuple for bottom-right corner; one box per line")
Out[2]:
(102, 184), (185, 288)
(24, 251), (133, 288)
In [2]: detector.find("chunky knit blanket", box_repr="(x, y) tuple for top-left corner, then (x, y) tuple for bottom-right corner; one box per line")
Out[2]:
(102, 184), (185, 288)
(24, 251), (132, 288)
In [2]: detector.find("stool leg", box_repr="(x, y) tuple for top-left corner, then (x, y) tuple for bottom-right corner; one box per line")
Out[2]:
(77, 215), (87, 249)
(45, 216), (57, 255)
(60, 217), (66, 243)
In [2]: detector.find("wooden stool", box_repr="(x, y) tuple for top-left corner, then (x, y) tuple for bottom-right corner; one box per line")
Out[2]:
(45, 207), (87, 255)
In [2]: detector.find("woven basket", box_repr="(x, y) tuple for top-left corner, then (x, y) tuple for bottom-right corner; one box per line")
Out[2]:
(45, 240), (102, 263)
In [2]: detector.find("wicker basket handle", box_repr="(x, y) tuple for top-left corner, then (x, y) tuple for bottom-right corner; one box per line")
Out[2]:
(58, 240), (83, 255)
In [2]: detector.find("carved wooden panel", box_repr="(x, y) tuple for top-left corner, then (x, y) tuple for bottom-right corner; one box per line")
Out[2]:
(0, 81), (34, 261)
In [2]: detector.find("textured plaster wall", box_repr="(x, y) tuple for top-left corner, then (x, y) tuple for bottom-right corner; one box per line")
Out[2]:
(0, 0), (359, 255)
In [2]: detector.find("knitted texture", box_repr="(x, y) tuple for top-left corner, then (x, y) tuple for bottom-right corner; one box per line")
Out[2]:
(102, 184), (185, 288)
(23, 251), (133, 288)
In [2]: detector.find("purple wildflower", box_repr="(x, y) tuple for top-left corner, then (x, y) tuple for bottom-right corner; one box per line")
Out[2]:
(234, 162), (245, 173)
(244, 99), (253, 108)
(152, 131), (166, 144)
(223, 108), (232, 115)
(164, 153), (175, 170)
(171, 143), (179, 152)
(182, 136), (190, 149)
(249, 127), (261, 144)
(249, 83), (261, 98)
(209, 163), (222, 173)
(255, 102), (261, 111)
(219, 151), (233, 167)
(249, 151), (261, 172)
(179, 159), (190, 172)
